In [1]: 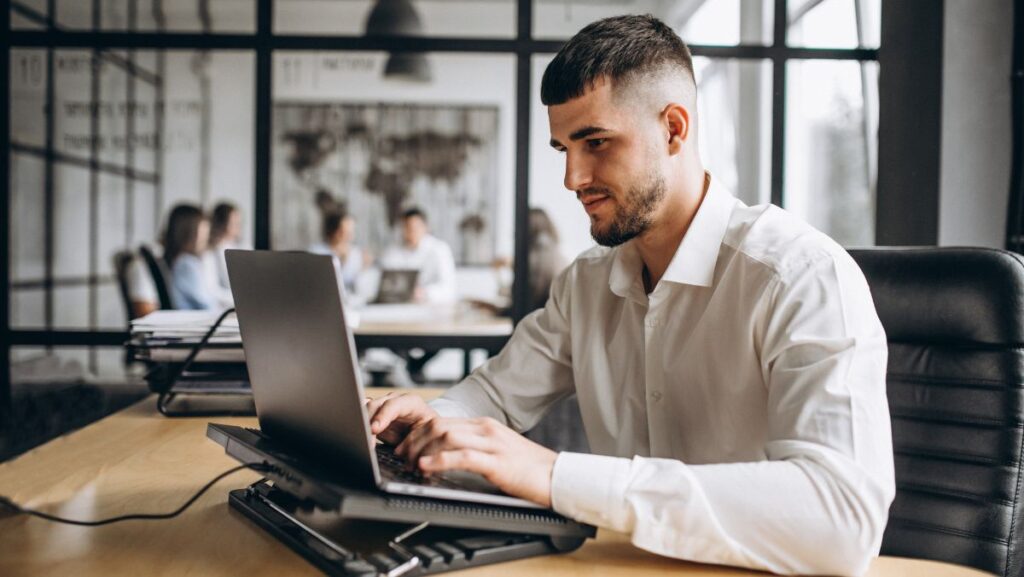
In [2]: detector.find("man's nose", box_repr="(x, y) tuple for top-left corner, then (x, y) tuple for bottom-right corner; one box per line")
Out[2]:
(563, 152), (593, 192)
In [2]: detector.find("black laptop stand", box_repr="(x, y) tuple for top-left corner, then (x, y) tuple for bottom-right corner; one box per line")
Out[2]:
(208, 423), (595, 576)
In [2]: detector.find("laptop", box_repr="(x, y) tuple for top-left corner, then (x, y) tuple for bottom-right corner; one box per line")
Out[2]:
(224, 249), (541, 510)
(373, 268), (419, 303)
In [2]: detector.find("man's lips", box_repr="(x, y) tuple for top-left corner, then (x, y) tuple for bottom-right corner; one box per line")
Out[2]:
(580, 194), (611, 215)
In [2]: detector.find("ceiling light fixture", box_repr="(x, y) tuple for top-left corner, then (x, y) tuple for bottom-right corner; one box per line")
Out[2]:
(364, 0), (432, 82)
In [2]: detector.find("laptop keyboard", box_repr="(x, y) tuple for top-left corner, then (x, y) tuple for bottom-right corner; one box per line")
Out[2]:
(375, 445), (465, 490)
(243, 426), (470, 492)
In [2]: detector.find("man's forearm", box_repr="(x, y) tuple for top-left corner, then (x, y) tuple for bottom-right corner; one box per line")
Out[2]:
(550, 451), (892, 577)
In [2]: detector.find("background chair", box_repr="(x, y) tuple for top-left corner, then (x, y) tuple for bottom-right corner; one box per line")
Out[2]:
(850, 247), (1024, 577)
(138, 244), (174, 310)
(112, 249), (135, 323)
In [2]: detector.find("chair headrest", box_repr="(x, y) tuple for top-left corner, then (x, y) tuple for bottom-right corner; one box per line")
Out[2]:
(849, 247), (1024, 346)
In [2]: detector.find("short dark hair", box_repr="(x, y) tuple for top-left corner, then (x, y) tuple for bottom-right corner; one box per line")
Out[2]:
(402, 207), (427, 223)
(321, 208), (349, 241)
(540, 14), (695, 106)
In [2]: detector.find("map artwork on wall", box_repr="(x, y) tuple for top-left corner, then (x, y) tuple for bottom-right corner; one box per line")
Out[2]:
(272, 102), (500, 266)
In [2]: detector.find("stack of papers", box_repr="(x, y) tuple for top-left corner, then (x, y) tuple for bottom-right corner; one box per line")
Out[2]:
(131, 310), (242, 344)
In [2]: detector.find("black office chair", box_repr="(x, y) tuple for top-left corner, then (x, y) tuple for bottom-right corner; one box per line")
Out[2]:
(112, 249), (136, 322)
(138, 244), (174, 310)
(850, 247), (1024, 577)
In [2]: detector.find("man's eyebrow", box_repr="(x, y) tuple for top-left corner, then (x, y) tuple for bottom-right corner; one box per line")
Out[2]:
(569, 126), (609, 141)
(549, 125), (610, 149)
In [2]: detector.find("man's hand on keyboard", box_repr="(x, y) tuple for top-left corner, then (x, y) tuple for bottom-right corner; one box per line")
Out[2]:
(395, 416), (558, 508)
(365, 392), (439, 445)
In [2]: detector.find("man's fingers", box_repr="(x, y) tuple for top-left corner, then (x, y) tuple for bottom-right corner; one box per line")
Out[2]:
(377, 429), (404, 445)
(397, 419), (495, 466)
(413, 428), (497, 465)
(419, 449), (496, 476)
(367, 394), (422, 434)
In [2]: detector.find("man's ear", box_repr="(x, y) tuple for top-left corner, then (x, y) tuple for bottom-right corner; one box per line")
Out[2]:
(662, 103), (690, 156)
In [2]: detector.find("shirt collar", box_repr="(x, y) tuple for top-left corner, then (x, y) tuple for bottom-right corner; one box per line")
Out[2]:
(608, 172), (736, 297)
(661, 173), (736, 287)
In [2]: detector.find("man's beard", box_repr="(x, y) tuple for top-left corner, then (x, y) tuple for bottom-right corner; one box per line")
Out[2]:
(590, 171), (666, 247)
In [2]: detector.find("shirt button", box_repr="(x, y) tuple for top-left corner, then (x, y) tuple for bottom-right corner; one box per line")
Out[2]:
(651, 391), (662, 402)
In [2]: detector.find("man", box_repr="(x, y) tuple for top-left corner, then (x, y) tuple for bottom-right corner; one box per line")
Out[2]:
(367, 15), (894, 576)
(379, 207), (458, 382)
(379, 207), (457, 304)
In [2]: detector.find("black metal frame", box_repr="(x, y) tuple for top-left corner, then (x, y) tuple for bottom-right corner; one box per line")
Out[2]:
(3, 0), (880, 413)
(2, 0), (13, 441)
(1008, 0), (1024, 253)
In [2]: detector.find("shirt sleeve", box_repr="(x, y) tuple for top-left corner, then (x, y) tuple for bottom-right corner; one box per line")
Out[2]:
(430, 266), (576, 432)
(126, 257), (157, 303)
(422, 241), (458, 304)
(548, 254), (895, 577)
(172, 256), (218, 310)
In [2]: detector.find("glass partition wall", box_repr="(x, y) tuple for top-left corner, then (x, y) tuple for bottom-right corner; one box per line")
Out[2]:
(3, 0), (881, 396)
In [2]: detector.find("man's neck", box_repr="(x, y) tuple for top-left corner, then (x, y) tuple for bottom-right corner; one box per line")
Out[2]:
(637, 170), (710, 293)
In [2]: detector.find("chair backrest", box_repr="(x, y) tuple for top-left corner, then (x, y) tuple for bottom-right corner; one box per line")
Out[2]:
(849, 247), (1024, 577)
(138, 244), (174, 310)
(112, 249), (136, 322)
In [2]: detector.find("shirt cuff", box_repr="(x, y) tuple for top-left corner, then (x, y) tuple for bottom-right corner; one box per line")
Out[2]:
(550, 451), (634, 532)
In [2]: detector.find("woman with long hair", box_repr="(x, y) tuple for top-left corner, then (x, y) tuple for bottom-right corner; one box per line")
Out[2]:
(204, 201), (242, 307)
(162, 204), (217, 310)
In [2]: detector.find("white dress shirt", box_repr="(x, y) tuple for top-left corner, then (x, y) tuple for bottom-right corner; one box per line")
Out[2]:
(431, 176), (895, 576)
(380, 234), (457, 304)
(201, 250), (234, 309)
(126, 252), (158, 304)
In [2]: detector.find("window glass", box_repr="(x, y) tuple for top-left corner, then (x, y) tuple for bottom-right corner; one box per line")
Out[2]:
(9, 48), (254, 330)
(275, 0), (515, 38)
(694, 57), (772, 206)
(52, 0), (256, 33)
(533, 0), (772, 45)
(785, 59), (878, 246)
(272, 51), (516, 273)
(10, 0), (48, 30)
(787, 0), (881, 49)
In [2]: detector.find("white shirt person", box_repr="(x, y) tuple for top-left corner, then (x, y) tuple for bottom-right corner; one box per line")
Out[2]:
(378, 208), (457, 304)
(431, 175), (894, 575)
(366, 15), (894, 577)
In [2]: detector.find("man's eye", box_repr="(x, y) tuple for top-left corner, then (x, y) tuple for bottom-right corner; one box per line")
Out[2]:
(587, 139), (607, 149)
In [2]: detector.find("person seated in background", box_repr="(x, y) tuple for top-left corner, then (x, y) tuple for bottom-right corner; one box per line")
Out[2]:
(379, 207), (456, 304)
(473, 208), (569, 316)
(308, 206), (367, 296)
(206, 202), (243, 287)
(379, 207), (458, 383)
(525, 208), (569, 311)
(163, 204), (218, 310)
(203, 202), (242, 308)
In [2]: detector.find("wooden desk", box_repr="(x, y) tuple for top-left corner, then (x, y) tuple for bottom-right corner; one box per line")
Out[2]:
(0, 390), (991, 577)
